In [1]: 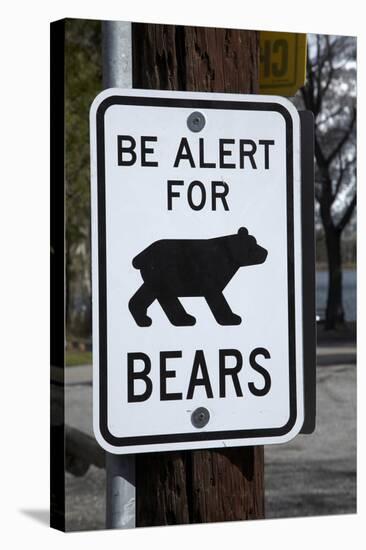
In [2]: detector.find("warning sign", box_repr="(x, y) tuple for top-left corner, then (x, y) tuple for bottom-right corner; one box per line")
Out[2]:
(90, 89), (304, 454)
(259, 31), (307, 96)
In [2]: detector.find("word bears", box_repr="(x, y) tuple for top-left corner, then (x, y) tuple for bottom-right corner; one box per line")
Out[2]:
(127, 347), (271, 402)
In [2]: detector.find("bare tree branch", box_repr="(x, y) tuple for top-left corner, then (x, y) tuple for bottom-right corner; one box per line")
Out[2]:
(315, 187), (322, 202)
(303, 33), (356, 328)
(319, 36), (335, 101)
(326, 107), (356, 163)
(314, 133), (328, 174)
(336, 193), (356, 233)
(332, 155), (356, 202)
(316, 106), (344, 128)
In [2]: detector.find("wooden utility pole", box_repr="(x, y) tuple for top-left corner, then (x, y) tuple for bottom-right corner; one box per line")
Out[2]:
(132, 23), (264, 526)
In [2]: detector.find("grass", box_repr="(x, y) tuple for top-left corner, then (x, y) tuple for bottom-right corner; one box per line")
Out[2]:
(66, 350), (92, 367)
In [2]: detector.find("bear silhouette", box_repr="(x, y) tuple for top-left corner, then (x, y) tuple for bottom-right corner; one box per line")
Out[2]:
(128, 227), (268, 327)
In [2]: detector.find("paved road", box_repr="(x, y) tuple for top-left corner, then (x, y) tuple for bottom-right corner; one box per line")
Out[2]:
(316, 344), (356, 366)
(64, 348), (356, 530)
(265, 363), (356, 518)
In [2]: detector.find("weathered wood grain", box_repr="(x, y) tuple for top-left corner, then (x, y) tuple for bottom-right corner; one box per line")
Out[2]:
(132, 22), (264, 527)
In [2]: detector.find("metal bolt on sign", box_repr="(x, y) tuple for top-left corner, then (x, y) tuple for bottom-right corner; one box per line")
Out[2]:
(191, 407), (210, 428)
(187, 111), (206, 132)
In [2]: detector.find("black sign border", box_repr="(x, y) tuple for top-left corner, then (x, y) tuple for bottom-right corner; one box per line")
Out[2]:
(95, 94), (298, 448)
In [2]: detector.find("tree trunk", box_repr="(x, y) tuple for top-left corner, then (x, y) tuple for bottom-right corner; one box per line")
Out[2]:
(136, 447), (264, 526)
(132, 22), (264, 527)
(324, 226), (344, 329)
(132, 24), (259, 94)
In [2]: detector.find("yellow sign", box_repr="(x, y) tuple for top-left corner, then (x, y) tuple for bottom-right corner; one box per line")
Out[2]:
(259, 32), (307, 96)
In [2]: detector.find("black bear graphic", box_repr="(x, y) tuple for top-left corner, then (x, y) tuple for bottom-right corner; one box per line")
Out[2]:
(128, 227), (268, 327)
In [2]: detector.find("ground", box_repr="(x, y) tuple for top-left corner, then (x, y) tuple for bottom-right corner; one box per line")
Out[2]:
(265, 363), (356, 518)
(62, 335), (356, 531)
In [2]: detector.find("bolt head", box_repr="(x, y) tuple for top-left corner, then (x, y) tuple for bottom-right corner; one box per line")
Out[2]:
(187, 111), (206, 132)
(191, 407), (210, 428)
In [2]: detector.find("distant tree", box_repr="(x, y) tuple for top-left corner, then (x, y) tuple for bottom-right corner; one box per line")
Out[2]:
(300, 35), (356, 329)
(65, 19), (102, 335)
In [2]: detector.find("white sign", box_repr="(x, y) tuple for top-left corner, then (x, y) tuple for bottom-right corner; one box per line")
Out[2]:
(90, 89), (304, 454)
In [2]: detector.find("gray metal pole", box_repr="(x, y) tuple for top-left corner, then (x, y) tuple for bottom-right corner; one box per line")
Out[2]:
(102, 20), (132, 89)
(106, 452), (135, 528)
(101, 20), (135, 530)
